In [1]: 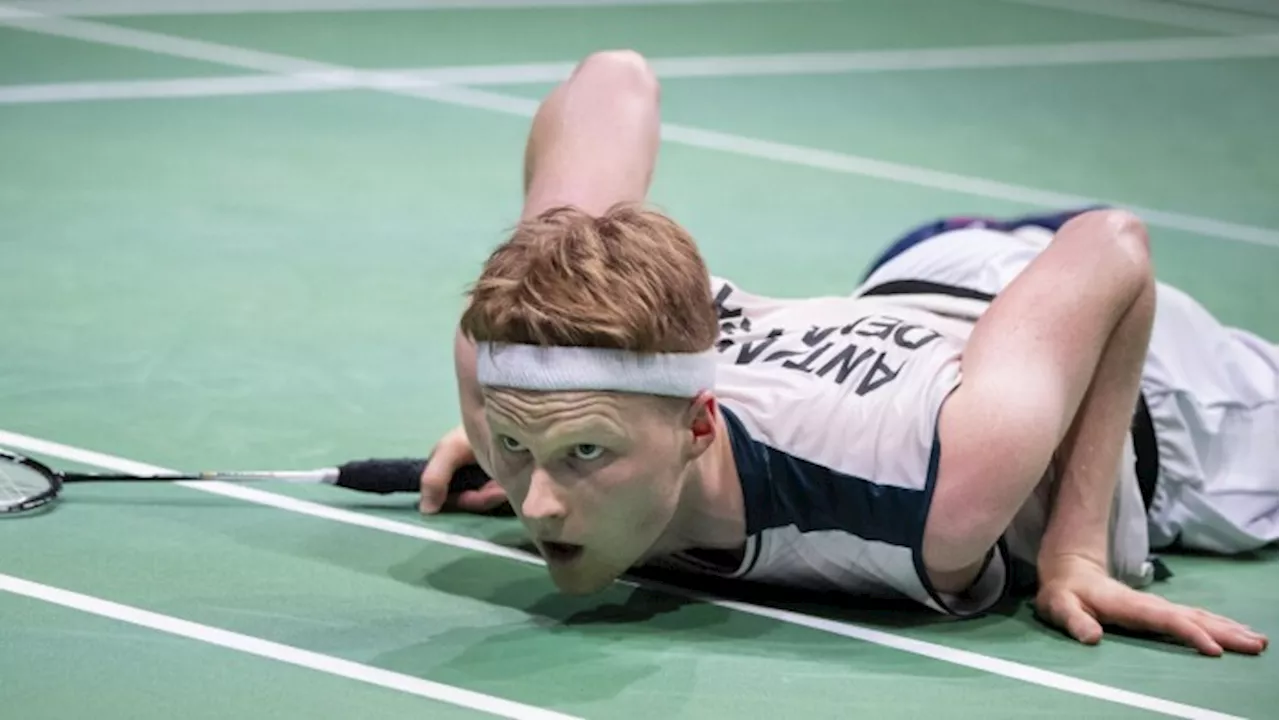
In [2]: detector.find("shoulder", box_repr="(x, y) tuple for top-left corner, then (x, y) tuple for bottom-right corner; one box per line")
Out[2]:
(720, 395), (1013, 617)
(720, 403), (933, 540)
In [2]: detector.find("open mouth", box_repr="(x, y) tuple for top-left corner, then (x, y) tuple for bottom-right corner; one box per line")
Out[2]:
(540, 541), (585, 564)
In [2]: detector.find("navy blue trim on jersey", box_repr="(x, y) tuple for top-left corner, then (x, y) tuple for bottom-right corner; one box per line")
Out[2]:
(861, 206), (1107, 281)
(720, 405), (928, 551)
(722, 405), (1011, 615)
(911, 429), (1013, 618)
(861, 279), (994, 303)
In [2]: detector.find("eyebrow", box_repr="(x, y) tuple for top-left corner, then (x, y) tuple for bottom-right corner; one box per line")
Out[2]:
(486, 410), (629, 448)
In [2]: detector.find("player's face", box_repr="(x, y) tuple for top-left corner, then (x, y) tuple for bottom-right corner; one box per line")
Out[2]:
(481, 388), (694, 595)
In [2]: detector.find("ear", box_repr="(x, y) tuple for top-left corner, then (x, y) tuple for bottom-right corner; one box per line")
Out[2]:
(682, 390), (719, 459)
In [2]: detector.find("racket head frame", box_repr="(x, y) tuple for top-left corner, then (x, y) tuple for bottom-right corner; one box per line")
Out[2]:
(0, 448), (64, 515)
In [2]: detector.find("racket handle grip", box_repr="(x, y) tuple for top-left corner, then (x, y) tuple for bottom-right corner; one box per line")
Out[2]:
(334, 458), (491, 495)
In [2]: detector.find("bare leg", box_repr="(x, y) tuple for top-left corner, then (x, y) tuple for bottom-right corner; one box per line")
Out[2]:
(520, 50), (661, 220)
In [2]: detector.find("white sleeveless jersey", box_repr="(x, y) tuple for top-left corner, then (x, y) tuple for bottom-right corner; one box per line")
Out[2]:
(659, 274), (1156, 617)
(665, 275), (1009, 617)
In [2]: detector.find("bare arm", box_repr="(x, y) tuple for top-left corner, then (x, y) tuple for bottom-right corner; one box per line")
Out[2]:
(922, 209), (1153, 581)
(921, 210), (1265, 656)
(1038, 269), (1153, 571)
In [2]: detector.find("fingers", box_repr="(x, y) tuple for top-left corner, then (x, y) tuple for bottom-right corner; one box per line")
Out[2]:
(1099, 595), (1266, 657)
(1067, 611), (1104, 646)
(1159, 610), (1268, 657)
(1191, 609), (1269, 656)
(1090, 593), (1220, 656)
(1164, 614), (1223, 657)
(419, 426), (508, 516)
(453, 482), (510, 514)
(1038, 589), (1104, 645)
(419, 427), (476, 514)
(1036, 582), (1272, 657)
(1211, 625), (1268, 656)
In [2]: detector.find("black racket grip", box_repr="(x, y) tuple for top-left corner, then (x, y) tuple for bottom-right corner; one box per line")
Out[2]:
(334, 458), (491, 495)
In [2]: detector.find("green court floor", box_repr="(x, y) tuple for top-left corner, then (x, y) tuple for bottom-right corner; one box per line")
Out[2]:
(1, 1), (1276, 719)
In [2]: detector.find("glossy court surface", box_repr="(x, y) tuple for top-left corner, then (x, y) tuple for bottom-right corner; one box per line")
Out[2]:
(1, 1), (1276, 719)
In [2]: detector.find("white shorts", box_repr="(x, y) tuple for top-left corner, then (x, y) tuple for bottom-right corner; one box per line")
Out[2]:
(860, 226), (1279, 555)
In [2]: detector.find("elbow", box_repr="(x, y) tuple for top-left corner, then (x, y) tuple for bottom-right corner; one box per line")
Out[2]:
(1062, 208), (1153, 288)
(1052, 208), (1155, 314)
(922, 513), (1003, 581)
(1098, 208), (1151, 272)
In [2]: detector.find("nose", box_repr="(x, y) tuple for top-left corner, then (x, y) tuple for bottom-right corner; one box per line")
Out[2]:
(520, 466), (567, 524)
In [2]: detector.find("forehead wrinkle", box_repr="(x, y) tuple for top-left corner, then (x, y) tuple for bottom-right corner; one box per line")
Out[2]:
(484, 389), (629, 438)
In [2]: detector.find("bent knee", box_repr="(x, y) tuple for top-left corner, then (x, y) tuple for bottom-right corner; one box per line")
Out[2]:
(572, 49), (660, 101)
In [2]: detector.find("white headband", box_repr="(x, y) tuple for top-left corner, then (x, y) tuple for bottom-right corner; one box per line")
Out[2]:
(474, 342), (717, 398)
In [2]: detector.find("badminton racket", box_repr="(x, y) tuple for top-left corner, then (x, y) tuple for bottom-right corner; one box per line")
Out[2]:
(0, 448), (491, 516)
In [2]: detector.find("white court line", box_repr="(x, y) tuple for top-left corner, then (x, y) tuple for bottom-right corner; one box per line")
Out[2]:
(999, 0), (1277, 35)
(391, 83), (1280, 248)
(0, 0), (784, 15)
(0, 7), (1274, 248)
(6, 34), (1274, 106)
(0, 7), (340, 72)
(2, 0), (1273, 35)
(1187, 0), (1278, 14)
(0, 73), (349, 104)
(472, 34), (1279, 80)
(0, 428), (1248, 720)
(0, 573), (581, 720)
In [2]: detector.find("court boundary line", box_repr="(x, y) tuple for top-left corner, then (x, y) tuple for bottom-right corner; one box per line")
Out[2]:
(3, 34), (1276, 107)
(0, 0), (785, 16)
(0, 572), (582, 720)
(998, 0), (1277, 34)
(2, 0), (1273, 35)
(0, 73), (339, 104)
(0, 428), (1248, 720)
(1186, 0), (1280, 18)
(0, 6), (1274, 248)
(391, 34), (1280, 80)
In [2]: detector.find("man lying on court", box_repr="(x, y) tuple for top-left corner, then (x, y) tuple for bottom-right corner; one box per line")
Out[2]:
(418, 50), (1276, 657)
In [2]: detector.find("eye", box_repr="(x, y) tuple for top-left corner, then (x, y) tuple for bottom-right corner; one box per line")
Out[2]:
(498, 435), (527, 453)
(572, 444), (604, 461)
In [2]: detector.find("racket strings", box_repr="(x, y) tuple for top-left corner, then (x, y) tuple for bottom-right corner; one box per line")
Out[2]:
(0, 462), (50, 505)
